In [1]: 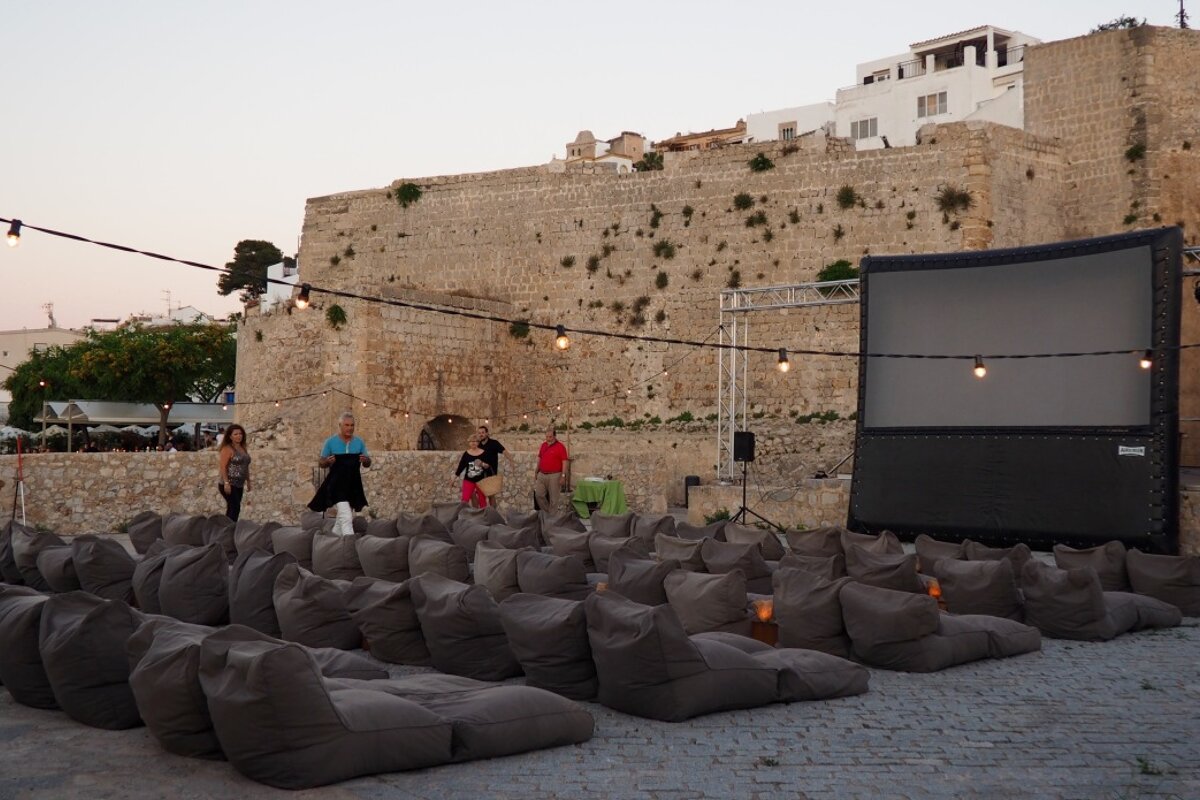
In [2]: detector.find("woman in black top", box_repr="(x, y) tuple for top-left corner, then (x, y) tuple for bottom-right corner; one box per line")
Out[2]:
(455, 434), (494, 508)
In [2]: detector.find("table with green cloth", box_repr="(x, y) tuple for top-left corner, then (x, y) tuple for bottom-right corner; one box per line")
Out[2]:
(571, 479), (628, 518)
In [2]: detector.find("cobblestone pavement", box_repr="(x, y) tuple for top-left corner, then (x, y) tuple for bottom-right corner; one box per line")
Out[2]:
(1, 620), (1197, 800)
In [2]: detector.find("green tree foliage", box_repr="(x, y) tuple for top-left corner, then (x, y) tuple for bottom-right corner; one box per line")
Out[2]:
(217, 239), (284, 302)
(634, 151), (664, 171)
(1091, 15), (1145, 33)
(3, 324), (238, 445)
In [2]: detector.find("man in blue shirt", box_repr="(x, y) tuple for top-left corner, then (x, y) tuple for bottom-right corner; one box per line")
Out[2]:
(311, 412), (372, 535)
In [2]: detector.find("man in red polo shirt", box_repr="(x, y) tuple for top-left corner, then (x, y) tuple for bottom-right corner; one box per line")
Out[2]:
(534, 426), (569, 511)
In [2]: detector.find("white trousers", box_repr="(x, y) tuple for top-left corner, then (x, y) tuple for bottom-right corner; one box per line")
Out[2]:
(333, 501), (354, 536)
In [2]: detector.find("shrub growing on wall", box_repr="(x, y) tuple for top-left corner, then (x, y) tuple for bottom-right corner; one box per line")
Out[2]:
(395, 182), (423, 208)
(326, 304), (348, 330)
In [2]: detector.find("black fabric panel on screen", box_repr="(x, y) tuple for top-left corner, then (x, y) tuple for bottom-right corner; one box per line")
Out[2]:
(849, 228), (1182, 554)
(849, 433), (1163, 550)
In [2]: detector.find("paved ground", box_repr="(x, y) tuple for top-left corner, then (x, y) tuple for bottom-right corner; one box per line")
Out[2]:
(2, 619), (1198, 800)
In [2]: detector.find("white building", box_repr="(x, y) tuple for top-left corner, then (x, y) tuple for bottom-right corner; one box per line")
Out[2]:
(261, 260), (300, 312)
(745, 25), (1040, 150)
(836, 25), (1040, 149)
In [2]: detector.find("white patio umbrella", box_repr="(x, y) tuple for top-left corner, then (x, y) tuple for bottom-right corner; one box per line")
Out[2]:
(0, 426), (30, 439)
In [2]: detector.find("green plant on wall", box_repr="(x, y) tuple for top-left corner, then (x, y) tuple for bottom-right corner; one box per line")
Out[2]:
(560, 255), (576, 268)
(936, 186), (974, 214)
(652, 240), (676, 259)
(748, 153), (775, 172)
(395, 182), (422, 208)
(326, 304), (348, 330)
(655, 271), (669, 289)
(1125, 142), (1146, 162)
(508, 321), (530, 338)
(836, 185), (860, 209)
(733, 193), (755, 211)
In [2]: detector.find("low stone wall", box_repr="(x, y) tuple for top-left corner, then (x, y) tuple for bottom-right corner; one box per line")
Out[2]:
(685, 481), (852, 530)
(0, 450), (670, 533)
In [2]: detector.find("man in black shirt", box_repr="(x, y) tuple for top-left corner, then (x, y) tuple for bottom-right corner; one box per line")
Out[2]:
(477, 425), (513, 473)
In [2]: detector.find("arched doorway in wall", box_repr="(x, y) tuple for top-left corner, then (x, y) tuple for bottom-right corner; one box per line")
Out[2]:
(418, 414), (470, 451)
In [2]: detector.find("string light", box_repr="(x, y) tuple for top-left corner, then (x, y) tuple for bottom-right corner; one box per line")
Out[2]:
(361, 400), (367, 408)
(1139, 349), (1153, 370)
(274, 400), (280, 408)
(6, 220), (20, 248)
(295, 283), (311, 310)
(777, 348), (790, 373)
(554, 325), (571, 351)
(163, 402), (172, 410)
(221, 404), (228, 411)
(973, 355), (987, 379)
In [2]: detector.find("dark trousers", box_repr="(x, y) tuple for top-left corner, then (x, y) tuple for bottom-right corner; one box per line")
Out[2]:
(219, 483), (244, 521)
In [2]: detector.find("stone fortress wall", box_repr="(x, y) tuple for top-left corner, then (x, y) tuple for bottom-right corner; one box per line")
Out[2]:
(8, 27), (1198, 546)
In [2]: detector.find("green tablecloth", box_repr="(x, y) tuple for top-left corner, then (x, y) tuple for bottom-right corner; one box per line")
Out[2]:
(571, 480), (628, 518)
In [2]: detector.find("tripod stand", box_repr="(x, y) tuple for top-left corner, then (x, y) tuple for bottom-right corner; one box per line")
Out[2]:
(729, 458), (781, 530)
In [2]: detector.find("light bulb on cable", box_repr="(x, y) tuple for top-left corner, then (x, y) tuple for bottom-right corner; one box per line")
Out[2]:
(777, 348), (790, 373)
(6, 220), (21, 248)
(1139, 349), (1152, 370)
(973, 355), (987, 379)
(554, 325), (570, 350)
(295, 283), (311, 309)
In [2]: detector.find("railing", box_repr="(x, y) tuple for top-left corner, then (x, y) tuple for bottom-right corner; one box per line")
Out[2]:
(998, 44), (1027, 67)
(897, 58), (925, 80)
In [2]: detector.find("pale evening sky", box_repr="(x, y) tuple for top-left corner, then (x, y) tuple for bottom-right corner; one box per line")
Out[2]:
(0, 1), (1178, 331)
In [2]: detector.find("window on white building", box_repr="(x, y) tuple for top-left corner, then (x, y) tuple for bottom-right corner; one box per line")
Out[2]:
(917, 91), (948, 117)
(850, 117), (878, 140)
(779, 123), (796, 140)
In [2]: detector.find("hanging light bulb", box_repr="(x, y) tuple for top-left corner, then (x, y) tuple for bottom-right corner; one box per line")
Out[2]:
(361, 400), (367, 408)
(295, 283), (311, 309)
(483, 418), (489, 424)
(556, 404), (562, 411)
(274, 400), (280, 408)
(404, 412), (409, 418)
(163, 402), (172, 410)
(6, 219), (21, 248)
(777, 348), (790, 373)
(554, 325), (570, 351)
(973, 355), (987, 379)
(1139, 349), (1153, 370)
(222, 404), (228, 411)
(448, 417), (453, 424)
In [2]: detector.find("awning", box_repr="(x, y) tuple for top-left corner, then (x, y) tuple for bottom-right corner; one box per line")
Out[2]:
(35, 400), (234, 427)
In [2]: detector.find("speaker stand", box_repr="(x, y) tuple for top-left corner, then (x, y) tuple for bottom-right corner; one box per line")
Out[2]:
(729, 459), (782, 530)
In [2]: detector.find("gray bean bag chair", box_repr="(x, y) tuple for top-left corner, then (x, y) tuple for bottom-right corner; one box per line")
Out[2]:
(1053, 541), (1129, 591)
(663, 569), (751, 636)
(162, 514), (207, 547)
(232, 519), (281, 555)
(356, 534), (413, 583)
(198, 636), (452, 789)
(472, 541), (529, 601)
(932, 558), (1024, 621)
(840, 581), (1041, 672)
(914, 533), (966, 573)
(499, 593), (597, 700)
(691, 631), (870, 702)
(228, 549), (296, 636)
(450, 519), (492, 559)
(458, 505), (505, 526)
(607, 551), (679, 606)
(270, 526), (314, 570)
(71, 535), (137, 603)
(158, 543), (230, 625)
(502, 509), (541, 540)
(590, 512), (634, 538)
(772, 567), (854, 657)
(0, 586), (57, 708)
(673, 520), (728, 542)
(784, 526), (844, 558)
(840, 529), (903, 555)
(516, 551), (592, 600)
(654, 533), (707, 572)
(700, 539), (774, 594)
(202, 521), (238, 564)
(298, 510), (327, 531)
(631, 513), (676, 544)
(38, 592), (144, 729)
(778, 551), (846, 580)
(1021, 561), (1180, 640)
(409, 573), (521, 681)
(35, 545), (80, 593)
(126, 511), (163, 555)
(273, 564), (360, 650)
(428, 502), (466, 530)
(408, 535), (470, 582)
(543, 527), (596, 571)
(844, 546), (924, 593)
(128, 620), (384, 761)
(964, 540), (1033, 576)
(487, 522), (540, 550)
(11, 526), (67, 590)
(588, 534), (651, 574)
(723, 522), (787, 560)
(396, 512), (451, 540)
(583, 591), (778, 722)
(311, 532), (365, 581)
(343, 577), (431, 666)
(0, 520), (28, 584)
(131, 543), (189, 614)
(540, 509), (586, 533)
(1126, 549), (1200, 616)
(363, 517), (399, 539)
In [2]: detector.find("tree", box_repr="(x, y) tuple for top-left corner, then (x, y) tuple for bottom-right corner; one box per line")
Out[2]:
(71, 324), (238, 445)
(2, 343), (94, 431)
(1090, 15), (1145, 33)
(217, 239), (283, 302)
(634, 151), (664, 171)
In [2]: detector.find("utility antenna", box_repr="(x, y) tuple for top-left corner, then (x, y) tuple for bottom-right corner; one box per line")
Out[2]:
(42, 302), (56, 328)
(1180, 0), (1191, 28)
(161, 289), (172, 317)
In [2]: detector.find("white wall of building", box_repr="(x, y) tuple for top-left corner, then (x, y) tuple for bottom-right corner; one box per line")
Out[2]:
(745, 103), (836, 143)
(261, 261), (299, 312)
